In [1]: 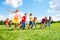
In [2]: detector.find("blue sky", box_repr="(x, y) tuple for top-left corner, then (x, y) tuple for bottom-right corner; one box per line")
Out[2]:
(0, 0), (60, 21)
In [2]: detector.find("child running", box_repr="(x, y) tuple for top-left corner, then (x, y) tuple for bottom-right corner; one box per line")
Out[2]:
(28, 13), (33, 29)
(21, 13), (27, 30)
(44, 17), (48, 28)
(9, 20), (12, 28)
(7, 9), (20, 29)
(31, 17), (37, 29)
(47, 17), (52, 28)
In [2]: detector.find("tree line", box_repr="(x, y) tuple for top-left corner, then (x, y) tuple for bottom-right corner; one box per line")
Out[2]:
(0, 20), (60, 25)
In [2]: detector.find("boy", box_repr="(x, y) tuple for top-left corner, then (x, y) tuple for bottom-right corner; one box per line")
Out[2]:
(31, 17), (37, 29)
(28, 13), (33, 29)
(47, 17), (52, 28)
(9, 20), (12, 27)
(22, 13), (27, 29)
(44, 17), (48, 28)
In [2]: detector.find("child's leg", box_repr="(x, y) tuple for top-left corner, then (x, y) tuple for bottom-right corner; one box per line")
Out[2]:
(28, 21), (31, 29)
(20, 24), (22, 28)
(22, 22), (24, 29)
(15, 23), (17, 29)
(31, 25), (33, 29)
(44, 23), (47, 29)
(20, 22), (22, 28)
(9, 24), (11, 27)
(31, 22), (33, 29)
(6, 23), (8, 27)
(23, 22), (25, 29)
(48, 23), (51, 28)
(35, 23), (36, 28)
(15, 23), (19, 29)
(49, 25), (50, 28)
(28, 23), (30, 29)
(22, 22), (25, 29)
(40, 23), (42, 28)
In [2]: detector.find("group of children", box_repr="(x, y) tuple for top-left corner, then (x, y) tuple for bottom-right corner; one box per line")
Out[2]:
(28, 13), (37, 29)
(5, 19), (12, 28)
(4, 9), (52, 30)
(40, 17), (52, 29)
(4, 13), (37, 30)
(5, 9), (27, 29)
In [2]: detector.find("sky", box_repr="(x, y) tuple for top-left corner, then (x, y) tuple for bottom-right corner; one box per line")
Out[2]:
(0, 0), (60, 21)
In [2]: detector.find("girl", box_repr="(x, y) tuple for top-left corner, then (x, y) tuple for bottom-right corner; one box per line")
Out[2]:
(40, 18), (45, 29)
(5, 18), (9, 27)
(31, 17), (37, 29)
(7, 9), (20, 29)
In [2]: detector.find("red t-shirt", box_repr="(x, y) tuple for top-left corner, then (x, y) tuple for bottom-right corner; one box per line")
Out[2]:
(22, 15), (26, 22)
(5, 20), (9, 23)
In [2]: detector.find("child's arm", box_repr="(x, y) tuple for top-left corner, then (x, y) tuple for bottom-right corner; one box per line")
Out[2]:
(6, 9), (15, 13)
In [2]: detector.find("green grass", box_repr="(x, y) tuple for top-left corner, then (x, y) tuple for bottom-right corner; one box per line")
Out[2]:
(0, 23), (60, 40)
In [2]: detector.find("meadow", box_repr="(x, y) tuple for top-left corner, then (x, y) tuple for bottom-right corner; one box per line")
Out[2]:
(0, 23), (60, 40)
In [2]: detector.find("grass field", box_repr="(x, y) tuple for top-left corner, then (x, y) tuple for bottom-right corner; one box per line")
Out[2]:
(0, 23), (60, 40)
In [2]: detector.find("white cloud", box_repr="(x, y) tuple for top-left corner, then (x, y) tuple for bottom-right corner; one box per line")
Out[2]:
(8, 14), (14, 20)
(47, 0), (60, 21)
(0, 15), (6, 21)
(49, 0), (60, 11)
(37, 15), (60, 22)
(47, 10), (55, 13)
(49, 1), (56, 9)
(51, 15), (60, 21)
(4, 0), (22, 8)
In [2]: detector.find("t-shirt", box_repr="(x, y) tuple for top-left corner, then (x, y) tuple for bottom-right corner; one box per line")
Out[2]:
(48, 19), (51, 23)
(41, 18), (45, 24)
(22, 15), (26, 22)
(5, 20), (9, 23)
(30, 16), (33, 21)
(33, 19), (37, 23)
(9, 21), (12, 25)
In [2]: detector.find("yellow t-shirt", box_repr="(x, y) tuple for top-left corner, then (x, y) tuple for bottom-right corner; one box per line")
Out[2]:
(33, 19), (37, 23)
(30, 16), (33, 21)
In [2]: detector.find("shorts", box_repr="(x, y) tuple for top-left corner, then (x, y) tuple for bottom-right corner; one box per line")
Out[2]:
(47, 22), (51, 26)
(29, 21), (33, 25)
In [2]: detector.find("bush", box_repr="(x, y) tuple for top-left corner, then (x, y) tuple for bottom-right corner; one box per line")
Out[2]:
(0, 20), (4, 25)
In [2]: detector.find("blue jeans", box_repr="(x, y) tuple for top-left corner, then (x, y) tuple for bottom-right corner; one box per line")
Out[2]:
(29, 21), (33, 26)
(47, 22), (51, 28)
(32, 22), (36, 28)
(22, 22), (26, 29)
